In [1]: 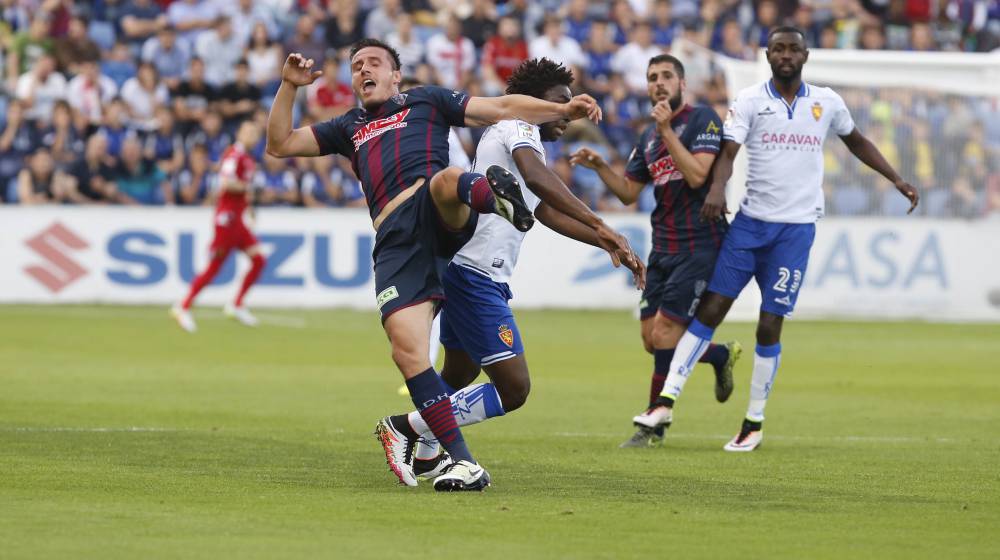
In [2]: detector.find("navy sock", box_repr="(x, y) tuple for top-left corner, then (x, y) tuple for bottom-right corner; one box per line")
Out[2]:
(701, 343), (730, 369)
(649, 349), (675, 407)
(405, 368), (474, 463)
(456, 172), (496, 214)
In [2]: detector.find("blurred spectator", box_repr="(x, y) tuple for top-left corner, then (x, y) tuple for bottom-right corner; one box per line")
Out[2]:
(426, 14), (476, 90)
(175, 142), (214, 205)
(167, 0), (218, 48)
(120, 61), (169, 131)
(306, 57), (355, 121)
(748, 0), (779, 50)
(171, 57), (218, 136)
(716, 18), (754, 60)
(651, 0), (679, 47)
(106, 135), (171, 205)
(910, 21), (937, 50)
(611, 22), (663, 95)
(120, 0), (167, 49)
(141, 25), (191, 90)
(859, 23), (887, 49)
(6, 14), (53, 89)
(98, 99), (135, 158)
(195, 17), (245, 87)
(583, 19), (616, 98)
(500, 0), (545, 43)
(41, 100), (85, 167)
(300, 154), (343, 207)
(227, 0), (279, 47)
(325, 0), (365, 54)
(462, 0), (498, 49)
(283, 14), (326, 68)
(386, 12), (424, 76)
(529, 16), (588, 79)
(53, 15), (100, 75)
(256, 152), (299, 206)
(101, 42), (138, 89)
(609, 0), (636, 45)
(16, 147), (65, 204)
(64, 133), (116, 203)
(0, 101), (39, 200)
(366, 0), (403, 41)
(185, 112), (230, 162)
(564, 0), (593, 44)
(792, 4), (821, 47)
(144, 106), (184, 176)
(15, 53), (67, 123)
(67, 60), (118, 126)
(481, 15), (527, 96)
(220, 59), (263, 131)
(246, 22), (283, 94)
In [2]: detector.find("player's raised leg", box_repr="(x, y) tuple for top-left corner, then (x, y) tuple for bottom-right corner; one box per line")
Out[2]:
(429, 165), (534, 233)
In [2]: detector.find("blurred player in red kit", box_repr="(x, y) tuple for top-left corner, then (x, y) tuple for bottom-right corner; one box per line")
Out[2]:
(171, 121), (267, 332)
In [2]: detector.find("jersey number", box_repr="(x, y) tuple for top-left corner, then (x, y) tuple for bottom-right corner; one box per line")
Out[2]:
(773, 268), (802, 293)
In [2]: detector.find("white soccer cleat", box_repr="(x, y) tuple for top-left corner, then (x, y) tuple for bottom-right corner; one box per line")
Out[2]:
(414, 449), (454, 480)
(224, 303), (259, 327)
(374, 417), (417, 487)
(170, 304), (197, 333)
(433, 459), (491, 492)
(632, 405), (673, 430)
(724, 419), (764, 452)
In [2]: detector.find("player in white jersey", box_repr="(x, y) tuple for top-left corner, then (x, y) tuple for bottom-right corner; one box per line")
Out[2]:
(635, 26), (919, 452)
(379, 59), (645, 486)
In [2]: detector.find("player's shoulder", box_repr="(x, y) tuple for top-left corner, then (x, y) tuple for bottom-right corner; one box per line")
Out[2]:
(689, 104), (722, 123)
(805, 83), (846, 103)
(734, 81), (773, 103)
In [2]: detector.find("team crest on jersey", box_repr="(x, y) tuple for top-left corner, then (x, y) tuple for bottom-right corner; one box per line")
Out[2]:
(498, 324), (514, 348)
(351, 108), (411, 149)
(811, 102), (823, 121)
(390, 93), (408, 105)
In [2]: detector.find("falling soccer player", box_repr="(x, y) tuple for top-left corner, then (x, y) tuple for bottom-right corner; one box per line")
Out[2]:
(172, 120), (267, 332)
(633, 27), (919, 452)
(265, 39), (616, 490)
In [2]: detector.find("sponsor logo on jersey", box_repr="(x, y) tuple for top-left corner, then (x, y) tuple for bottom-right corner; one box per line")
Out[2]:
(706, 121), (720, 134)
(351, 108), (411, 149)
(649, 154), (683, 185)
(811, 102), (823, 121)
(492, 258), (504, 269)
(517, 121), (535, 138)
(758, 106), (776, 116)
(498, 324), (514, 347)
(760, 132), (823, 146)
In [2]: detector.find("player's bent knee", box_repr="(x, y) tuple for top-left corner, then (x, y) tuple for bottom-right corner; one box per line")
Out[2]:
(390, 345), (430, 376)
(496, 376), (530, 412)
(429, 167), (462, 200)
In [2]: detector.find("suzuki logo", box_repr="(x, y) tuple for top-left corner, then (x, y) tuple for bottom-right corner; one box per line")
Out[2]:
(24, 222), (89, 292)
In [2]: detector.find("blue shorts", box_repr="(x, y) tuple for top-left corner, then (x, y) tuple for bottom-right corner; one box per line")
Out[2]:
(707, 212), (816, 317)
(640, 250), (718, 324)
(439, 263), (524, 366)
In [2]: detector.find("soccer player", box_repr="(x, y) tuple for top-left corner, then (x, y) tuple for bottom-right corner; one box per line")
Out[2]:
(381, 58), (646, 485)
(569, 54), (742, 448)
(265, 40), (613, 491)
(171, 120), (267, 333)
(634, 27), (919, 451)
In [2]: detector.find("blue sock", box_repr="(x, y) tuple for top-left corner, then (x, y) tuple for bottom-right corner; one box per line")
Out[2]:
(405, 368), (474, 463)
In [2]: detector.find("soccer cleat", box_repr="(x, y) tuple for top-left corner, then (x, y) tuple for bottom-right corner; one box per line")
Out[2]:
(170, 304), (197, 333)
(714, 340), (742, 403)
(723, 419), (763, 452)
(414, 450), (454, 479)
(433, 459), (491, 492)
(632, 405), (673, 430)
(619, 425), (665, 448)
(396, 383), (410, 397)
(224, 303), (259, 327)
(485, 165), (534, 232)
(374, 417), (417, 487)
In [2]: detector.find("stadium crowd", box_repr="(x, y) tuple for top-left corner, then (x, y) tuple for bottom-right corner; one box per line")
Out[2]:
(0, 0), (997, 216)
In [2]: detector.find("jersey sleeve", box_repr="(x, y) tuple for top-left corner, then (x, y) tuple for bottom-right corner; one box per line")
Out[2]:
(420, 85), (470, 127)
(310, 114), (352, 157)
(830, 91), (856, 136)
(722, 91), (753, 145)
(624, 131), (651, 184)
(687, 108), (723, 155)
(501, 120), (544, 156)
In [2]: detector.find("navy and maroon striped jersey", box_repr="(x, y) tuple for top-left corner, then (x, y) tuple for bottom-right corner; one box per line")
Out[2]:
(310, 86), (470, 220)
(625, 104), (727, 255)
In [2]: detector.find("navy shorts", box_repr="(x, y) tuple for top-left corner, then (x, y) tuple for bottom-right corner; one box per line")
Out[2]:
(373, 185), (478, 321)
(708, 212), (816, 317)
(639, 250), (718, 324)
(439, 263), (524, 366)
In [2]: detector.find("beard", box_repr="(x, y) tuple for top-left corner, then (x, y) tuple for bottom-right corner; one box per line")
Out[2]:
(669, 90), (683, 111)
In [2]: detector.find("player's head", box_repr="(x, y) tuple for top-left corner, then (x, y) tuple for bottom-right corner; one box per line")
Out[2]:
(236, 120), (262, 149)
(505, 58), (574, 141)
(766, 26), (808, 81)
(349, 38), (403, 110)
(646, 54), (685, 111)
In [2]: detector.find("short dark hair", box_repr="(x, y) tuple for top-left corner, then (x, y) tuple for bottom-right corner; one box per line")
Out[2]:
(506, 57), (574, 98)
(767, 25), (807, 44)
(349, 38), (402, 71)
(647, 54), (685, 79)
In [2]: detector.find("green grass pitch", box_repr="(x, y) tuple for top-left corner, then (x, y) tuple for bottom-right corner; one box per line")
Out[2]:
(1, 305), (998, 559)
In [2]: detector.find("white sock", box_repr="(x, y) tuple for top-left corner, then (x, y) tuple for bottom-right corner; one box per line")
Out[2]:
(747, 343), (781, 422)
(660, 320), (715, 402)
(408, 383), (506, 459)
(428, 314), (441, 366)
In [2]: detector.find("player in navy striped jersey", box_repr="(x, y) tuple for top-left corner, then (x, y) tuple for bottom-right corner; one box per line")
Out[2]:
(571, 54), (742, 448)
(266, 39), (604, 491)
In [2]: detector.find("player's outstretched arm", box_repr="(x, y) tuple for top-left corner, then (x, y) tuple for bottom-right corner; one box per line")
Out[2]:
(535, 203), (646, 290)
(464, 93), (602, 128)
(568, 147), (645, 205)
(700, 140), (741, 222)
(840, 128), (919, 214)
(266, 53), (323, 158)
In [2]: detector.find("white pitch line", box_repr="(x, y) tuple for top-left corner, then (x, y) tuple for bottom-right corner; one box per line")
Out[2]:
(553, 432), (963, 444)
